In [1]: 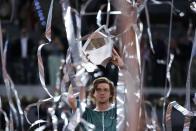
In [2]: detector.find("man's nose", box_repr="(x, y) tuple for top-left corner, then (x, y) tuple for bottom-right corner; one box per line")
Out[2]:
(99, 90), (105, 94)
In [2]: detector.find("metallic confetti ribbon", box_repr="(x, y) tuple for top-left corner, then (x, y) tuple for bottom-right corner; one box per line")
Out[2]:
(96, 4), (107, 27)
(0, 97), (9, 131)
(115, 1), (144, 130)
(190, 2), (196, 13)
(37, 0), (54, 98)
(62, 0), (82, 65)
(166, 101), (196, 131)
(193, 93), (196, 105)
(106, 0), (111, 28)
(165, 28), (196, 131)
(80, 0), (93, 15)
(184, 28), (196, 130)
(54, 59), (66, 96)
(144, 0), (184, 55)
(0, 21), (24, 131)
(150, 0), (175, 130)
(144, 0), (155, 54)
(144, 101), (160, 131)
(24, 92), (80, 126)
(48, 107), (58, 131)
(116, 71), (126, 131)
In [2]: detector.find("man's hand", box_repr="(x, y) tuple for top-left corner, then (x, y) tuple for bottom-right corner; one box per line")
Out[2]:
(110, 48), (124, 67)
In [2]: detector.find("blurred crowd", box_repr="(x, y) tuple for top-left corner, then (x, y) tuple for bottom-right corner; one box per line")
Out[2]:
(0, 0), (68, 87)
(141, 25), (195, 88)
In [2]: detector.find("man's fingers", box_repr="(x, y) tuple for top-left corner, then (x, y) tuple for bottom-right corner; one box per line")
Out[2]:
(112, 48), (119, 57)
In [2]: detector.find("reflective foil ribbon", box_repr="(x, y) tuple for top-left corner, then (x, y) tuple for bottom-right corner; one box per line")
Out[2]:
(193, 93), (196, 105)
(96, 4), (107, 27)
(62, 0), (82, 65)
(190, 2), (196, 13)
(115, 1), (143, 130)
(61, 111), (69, 130)
(166, 101), (196, 131)
(67, 107), (95, 131)
(166, 54), (174, 98)
(80, 0), (93, 15)
(159, 0), (174, 130)
(24, 92), (80, 126)
(61, 0), (91, 96)
(165, 30), (196, 130)
(37, 0), (54, 98)
(134, 25), (142, 74)
(55, 59), (66, 96)
(143, 0), (183, 55)
(150, 0), (183, 16)
(29, 120), (47, 130)
(45, 0), (54, 42)
(144, 0), (155, 54)
(182, 29), (196, 131)
(144, 101), (160, 131)
(37, 43), (52, 97)
(185, 29), (196, 110)
(48, 107), (58, 131)
(0, 97), (9, 131)
(0, 21), (24, 130)
(116, 71), (126, 131)
(106, 0), (111, 28)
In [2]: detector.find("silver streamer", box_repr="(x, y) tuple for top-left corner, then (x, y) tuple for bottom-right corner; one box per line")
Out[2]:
(37, 0), (54, 98)
(193, 93), (196, 105)
(185, 29), (196, 110)
(48, 107), (58, 131)
(179, 28), (196, 131)
(134, 25), (142, 74)
(29, 119), (47, 129)
(115, 1), (143, 130)
(34, 125), (47, 131)
(61, 111), (69, 130)
(166, 101), (196, 131)
(96, 4), (107, 27)
(144, 101), (160, 131)
(24, 92), (80, 125)
(190, 2), (196, 13)
(144, 0), (155, 54)
(55, 59), (66, 96)
(106, 0), (111, 28)
(150, 0), (184, 16)
(62, 0), (82, 65)
(45, 0), (54, 42)
(37, 43), (53, 98)
(143, 0), (184, 55)
(165, 54), (174, 98)
(116, 71), (126, 131)
(80, 0), (93, 15)
(0, 21), (24, 130)
(160, 0), (174, 130)
(0, 97), (9, 131)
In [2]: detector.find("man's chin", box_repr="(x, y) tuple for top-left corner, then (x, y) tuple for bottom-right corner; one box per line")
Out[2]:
(98, 101), (108, 104)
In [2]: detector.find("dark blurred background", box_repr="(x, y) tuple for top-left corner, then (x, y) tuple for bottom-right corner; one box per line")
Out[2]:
(0, 0), (196, 130)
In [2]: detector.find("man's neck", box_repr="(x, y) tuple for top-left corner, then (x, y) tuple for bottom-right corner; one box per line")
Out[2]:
(96, 102), (110, 111)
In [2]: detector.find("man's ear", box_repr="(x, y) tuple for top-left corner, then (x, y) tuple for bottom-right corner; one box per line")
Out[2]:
(93, 92), (96, 98)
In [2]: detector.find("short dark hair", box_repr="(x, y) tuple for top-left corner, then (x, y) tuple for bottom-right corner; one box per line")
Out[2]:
(88, 77), (115, 103)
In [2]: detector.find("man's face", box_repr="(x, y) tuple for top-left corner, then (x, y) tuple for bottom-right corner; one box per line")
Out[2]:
(93, 83), (111, 104)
